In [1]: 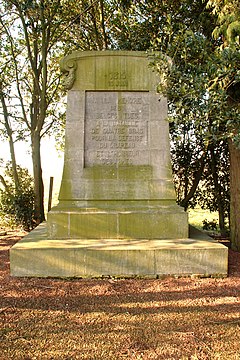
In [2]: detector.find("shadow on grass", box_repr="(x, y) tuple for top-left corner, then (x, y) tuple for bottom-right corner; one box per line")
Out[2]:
(1, 240), (240, 317)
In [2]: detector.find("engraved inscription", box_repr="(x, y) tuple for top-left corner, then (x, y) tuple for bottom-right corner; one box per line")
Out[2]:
(85, 92), (149, 166)
(107, 72), (128, 87)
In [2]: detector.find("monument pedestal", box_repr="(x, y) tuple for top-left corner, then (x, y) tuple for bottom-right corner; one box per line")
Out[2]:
(47, 201), (188, 240)
(10, 51), (228, 277)
(10, 224), (228, 278)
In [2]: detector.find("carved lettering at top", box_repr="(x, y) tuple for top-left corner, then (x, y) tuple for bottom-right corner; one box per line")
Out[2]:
(85, 92), (149, 166)
(106, 72), (128, 87)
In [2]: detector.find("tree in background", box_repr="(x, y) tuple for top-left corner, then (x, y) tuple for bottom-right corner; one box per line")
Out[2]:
(206, 0), (240, 249)
(148, 0), (239, 247)
(0, 24), (23, 190)
(0, 163), (35, 231)
(0, 0), (125, 224)
(196, 139), (230, 235)
(0, 0), (67, 223)
(170, 121), (208, 211)
(0, 78), (20, 191)
(111, 0), (233, 238)
(0, 0), (95, 224)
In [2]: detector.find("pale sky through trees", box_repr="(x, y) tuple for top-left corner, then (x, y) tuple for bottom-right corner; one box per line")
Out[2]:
(1, 138), (63, 207)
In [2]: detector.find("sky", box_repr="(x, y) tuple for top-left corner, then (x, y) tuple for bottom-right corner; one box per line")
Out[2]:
(1, 137), (64, 207)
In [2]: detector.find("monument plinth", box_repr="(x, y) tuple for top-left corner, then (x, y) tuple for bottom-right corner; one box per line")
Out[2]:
(10, 51), (228, 278)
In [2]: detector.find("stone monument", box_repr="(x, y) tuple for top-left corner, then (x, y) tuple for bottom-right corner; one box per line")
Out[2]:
(10, 51), (228, 278)
(48, 51), (188, 240)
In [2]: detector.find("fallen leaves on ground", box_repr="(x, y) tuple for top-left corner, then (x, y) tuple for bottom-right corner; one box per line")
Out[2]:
(0, 231), (240, 360)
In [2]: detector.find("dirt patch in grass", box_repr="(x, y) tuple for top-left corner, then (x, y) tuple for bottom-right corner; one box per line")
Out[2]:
(1, 231), (240, 360)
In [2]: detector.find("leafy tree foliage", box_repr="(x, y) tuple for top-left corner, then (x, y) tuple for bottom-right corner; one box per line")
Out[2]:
(110, 0), (235, 239)
(0, 163), (35, 231)
(170, 121), (207, 210)
(0, 0), (93, 223)
(0, 0), (129, 224)
(195, 140), (230, 235)
(206, 0), (240, 249)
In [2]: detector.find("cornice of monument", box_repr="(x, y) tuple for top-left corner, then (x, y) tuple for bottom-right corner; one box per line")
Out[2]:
(60, 50), (162, 91)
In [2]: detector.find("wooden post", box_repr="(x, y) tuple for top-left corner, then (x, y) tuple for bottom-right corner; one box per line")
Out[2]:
(48, 176), (54, 212)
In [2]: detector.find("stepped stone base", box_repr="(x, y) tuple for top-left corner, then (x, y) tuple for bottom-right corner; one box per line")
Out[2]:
(47, 203), (188, 240)
(10, 223), (228, 278)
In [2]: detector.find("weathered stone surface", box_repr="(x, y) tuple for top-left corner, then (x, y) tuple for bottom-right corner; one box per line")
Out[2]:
(48, 51), (188, 240)
(47, 204), (188, 240)
(10, 223), (228, 278)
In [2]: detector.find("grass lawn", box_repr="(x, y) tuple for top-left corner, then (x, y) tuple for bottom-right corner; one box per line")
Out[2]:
(188, 208), (219, 230)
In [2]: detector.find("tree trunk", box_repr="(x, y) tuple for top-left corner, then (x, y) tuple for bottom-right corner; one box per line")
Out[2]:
(180, 151), (206, 210)
(0, 175), (10, 194)
(209, 144), (227, 236)
(228, 138), (240, 251)
(99, 0), (108, 49)
(0, 83), (19, 189)
(31, 132), (45, 225)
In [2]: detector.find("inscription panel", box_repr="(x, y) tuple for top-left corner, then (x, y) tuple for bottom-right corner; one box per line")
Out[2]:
(85, 92), (149, 166)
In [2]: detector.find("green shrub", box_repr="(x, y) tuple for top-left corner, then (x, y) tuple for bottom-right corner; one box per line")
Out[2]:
(0, 164), (35, 231)
(202, 218), (218, 231)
